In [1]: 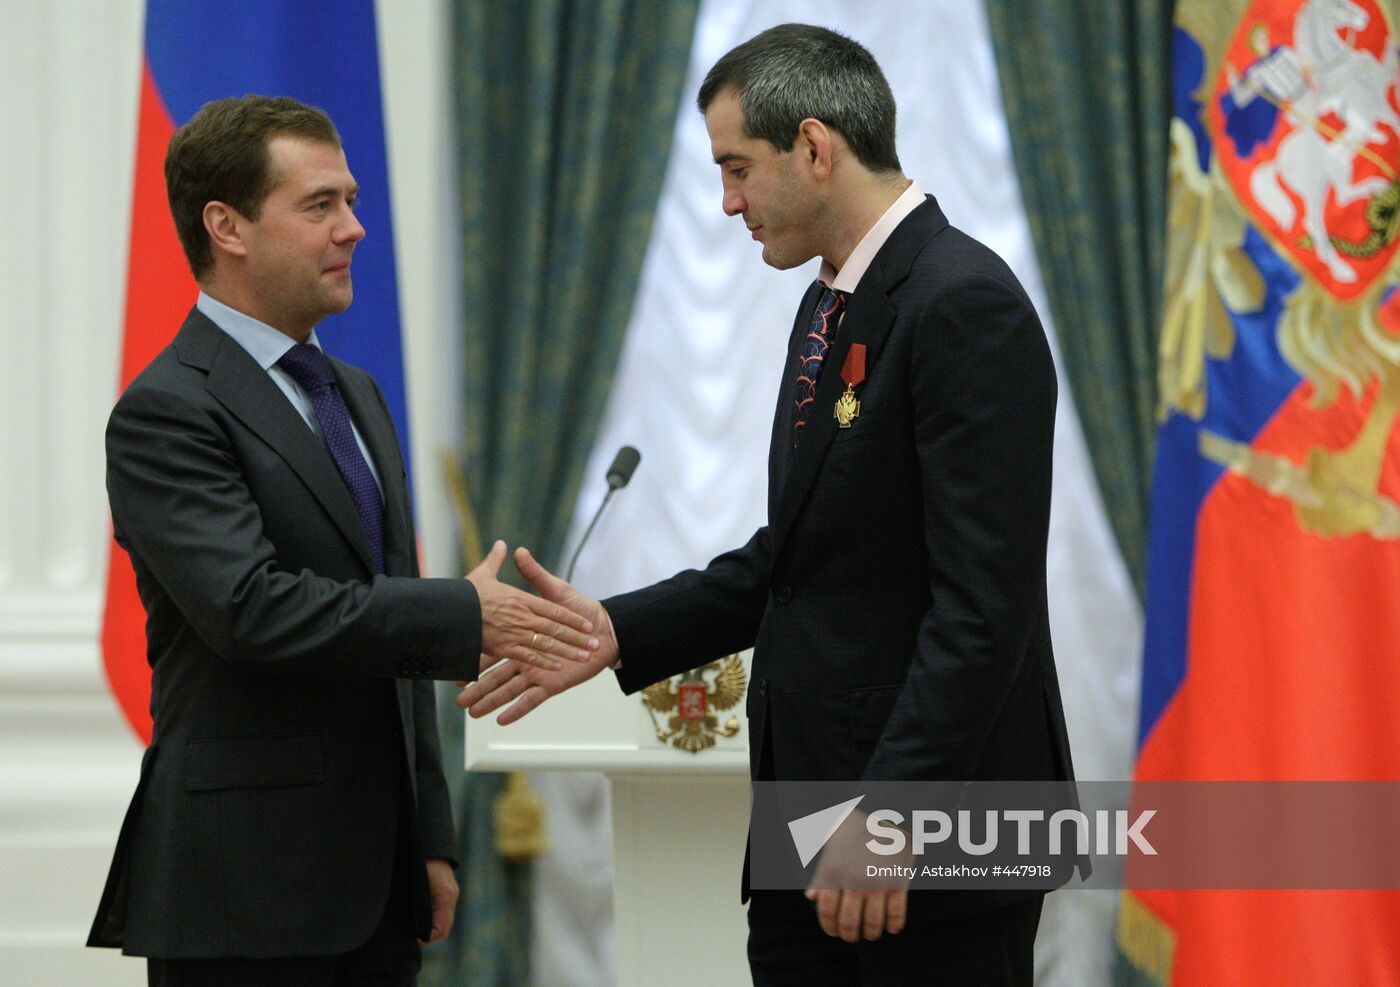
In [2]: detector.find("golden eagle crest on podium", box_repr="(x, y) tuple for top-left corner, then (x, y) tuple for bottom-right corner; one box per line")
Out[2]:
(641, 656), (746, 753)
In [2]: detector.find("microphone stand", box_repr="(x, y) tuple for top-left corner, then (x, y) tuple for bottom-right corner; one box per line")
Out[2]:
(565, 485), (620, 583)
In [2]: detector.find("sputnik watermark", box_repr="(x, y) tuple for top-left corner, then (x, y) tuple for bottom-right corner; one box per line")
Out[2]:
(860, 807), (1157, 856)
(751, 781), (1400, 890)
(788, 795), (866, 867)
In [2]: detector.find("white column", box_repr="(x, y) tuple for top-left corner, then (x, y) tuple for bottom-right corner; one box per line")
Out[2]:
(376, 0), (463, 583)
(0, 0), (147, 982)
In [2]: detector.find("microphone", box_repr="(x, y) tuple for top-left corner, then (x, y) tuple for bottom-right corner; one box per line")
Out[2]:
(606, 446), (641, 490)
(565, 446), (642, 582)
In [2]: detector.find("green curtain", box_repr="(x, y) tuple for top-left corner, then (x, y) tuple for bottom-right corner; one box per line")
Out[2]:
(420, 769), (531, 987)
(983, 0), (1174, 597)
(456, 0), (701, 574)
(423, 3), (700, 986)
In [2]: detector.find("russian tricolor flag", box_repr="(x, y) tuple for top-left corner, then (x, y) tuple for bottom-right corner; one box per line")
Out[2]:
(103, 0), (410, 741)
(1121, 2), (1400, 982)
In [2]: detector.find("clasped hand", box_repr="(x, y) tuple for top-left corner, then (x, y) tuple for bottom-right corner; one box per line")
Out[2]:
(459, 545), (619, 721)
(467, 540), (601, 676)
(464, 551), (903, 944)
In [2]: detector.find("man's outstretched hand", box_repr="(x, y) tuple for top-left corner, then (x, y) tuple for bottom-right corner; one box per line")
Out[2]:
(459, 547), (619, 723)
(467, 540), (599, 674)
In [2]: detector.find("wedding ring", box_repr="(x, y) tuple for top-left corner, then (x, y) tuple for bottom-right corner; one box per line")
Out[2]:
(530, 632), (540, 650)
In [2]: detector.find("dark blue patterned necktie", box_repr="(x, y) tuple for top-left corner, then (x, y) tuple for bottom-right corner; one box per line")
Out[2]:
(792, 285), (847, 441)
(278, 344), (386, 573)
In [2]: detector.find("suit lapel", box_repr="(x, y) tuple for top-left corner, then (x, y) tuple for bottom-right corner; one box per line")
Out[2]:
(769, 280), (825, 511)
(334, 365), (414, 576)
(178, 310), (379, 575)
(767, 196), (947, 556)
(769, 288), (896, 551)
(322, 359), (420, 768)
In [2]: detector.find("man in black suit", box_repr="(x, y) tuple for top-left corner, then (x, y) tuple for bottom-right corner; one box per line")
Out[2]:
(88, 95), (598, 986)
(459, 24), (1076, 987)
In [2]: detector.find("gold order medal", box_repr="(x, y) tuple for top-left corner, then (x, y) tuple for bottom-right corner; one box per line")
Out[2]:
(834, 386), (860, 428)
(835, 343), (867, 428)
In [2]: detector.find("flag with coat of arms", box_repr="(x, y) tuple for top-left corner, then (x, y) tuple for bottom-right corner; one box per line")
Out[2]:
(1121, 0), (1400, 983)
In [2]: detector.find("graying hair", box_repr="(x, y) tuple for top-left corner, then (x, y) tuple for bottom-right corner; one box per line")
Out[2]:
(697, 23), (901, 173)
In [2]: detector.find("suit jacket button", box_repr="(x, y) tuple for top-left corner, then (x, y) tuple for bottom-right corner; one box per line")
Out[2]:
(758, 678), (768, 696)
(776, 586), (792, 604)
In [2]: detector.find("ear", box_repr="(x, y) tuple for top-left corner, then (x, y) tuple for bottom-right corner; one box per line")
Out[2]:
(796, 117), (835, 181)
(203, 201), (248, 260)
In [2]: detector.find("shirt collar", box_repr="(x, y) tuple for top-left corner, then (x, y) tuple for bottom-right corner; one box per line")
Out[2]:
(196, 290), (323, 370)
(819, 180), (925, 294)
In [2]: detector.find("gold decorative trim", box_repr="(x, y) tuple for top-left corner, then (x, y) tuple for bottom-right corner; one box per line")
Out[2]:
(1116, 891), (1175, 986)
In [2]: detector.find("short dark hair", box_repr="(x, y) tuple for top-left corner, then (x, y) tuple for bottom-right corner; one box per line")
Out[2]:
(165, 94), (341, 278)
(697, 23), (901, 173)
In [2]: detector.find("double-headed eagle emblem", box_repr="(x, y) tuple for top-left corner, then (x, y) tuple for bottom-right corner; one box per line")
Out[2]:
(641, 656), (747, 753)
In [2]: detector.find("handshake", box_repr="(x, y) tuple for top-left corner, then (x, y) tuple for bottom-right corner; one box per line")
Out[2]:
(460, 540), (619, 723)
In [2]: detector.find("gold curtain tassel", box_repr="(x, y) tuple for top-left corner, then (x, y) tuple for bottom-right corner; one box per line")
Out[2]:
(439, 449), (486, 569)
(494, 771), (548, 862)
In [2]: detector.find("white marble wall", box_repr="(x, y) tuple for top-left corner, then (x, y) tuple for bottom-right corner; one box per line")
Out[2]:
(0, 2), (459, 981)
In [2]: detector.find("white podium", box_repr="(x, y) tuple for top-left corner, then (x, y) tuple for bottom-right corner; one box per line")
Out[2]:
(466, 654), (752, 987)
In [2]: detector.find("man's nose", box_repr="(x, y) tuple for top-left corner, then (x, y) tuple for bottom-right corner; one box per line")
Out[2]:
(338, 208), (366, 243)
(722, 187), (745, 217)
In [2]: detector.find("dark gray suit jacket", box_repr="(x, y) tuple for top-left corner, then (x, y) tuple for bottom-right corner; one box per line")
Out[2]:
(605, 197), (1078, 917)
(89, 308), (482, 958)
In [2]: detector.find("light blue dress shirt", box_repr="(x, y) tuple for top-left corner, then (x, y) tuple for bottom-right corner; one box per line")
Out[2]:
(196, 291), (384, 498)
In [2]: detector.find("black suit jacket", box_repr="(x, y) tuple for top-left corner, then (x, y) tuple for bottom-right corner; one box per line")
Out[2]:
(605, 197), (1076, 914)
(89, 308), (483, 958)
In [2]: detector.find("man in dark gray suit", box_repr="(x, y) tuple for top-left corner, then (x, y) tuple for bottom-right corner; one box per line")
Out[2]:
(459, 25), (1076, 987)
(88, 95), (597, 986)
